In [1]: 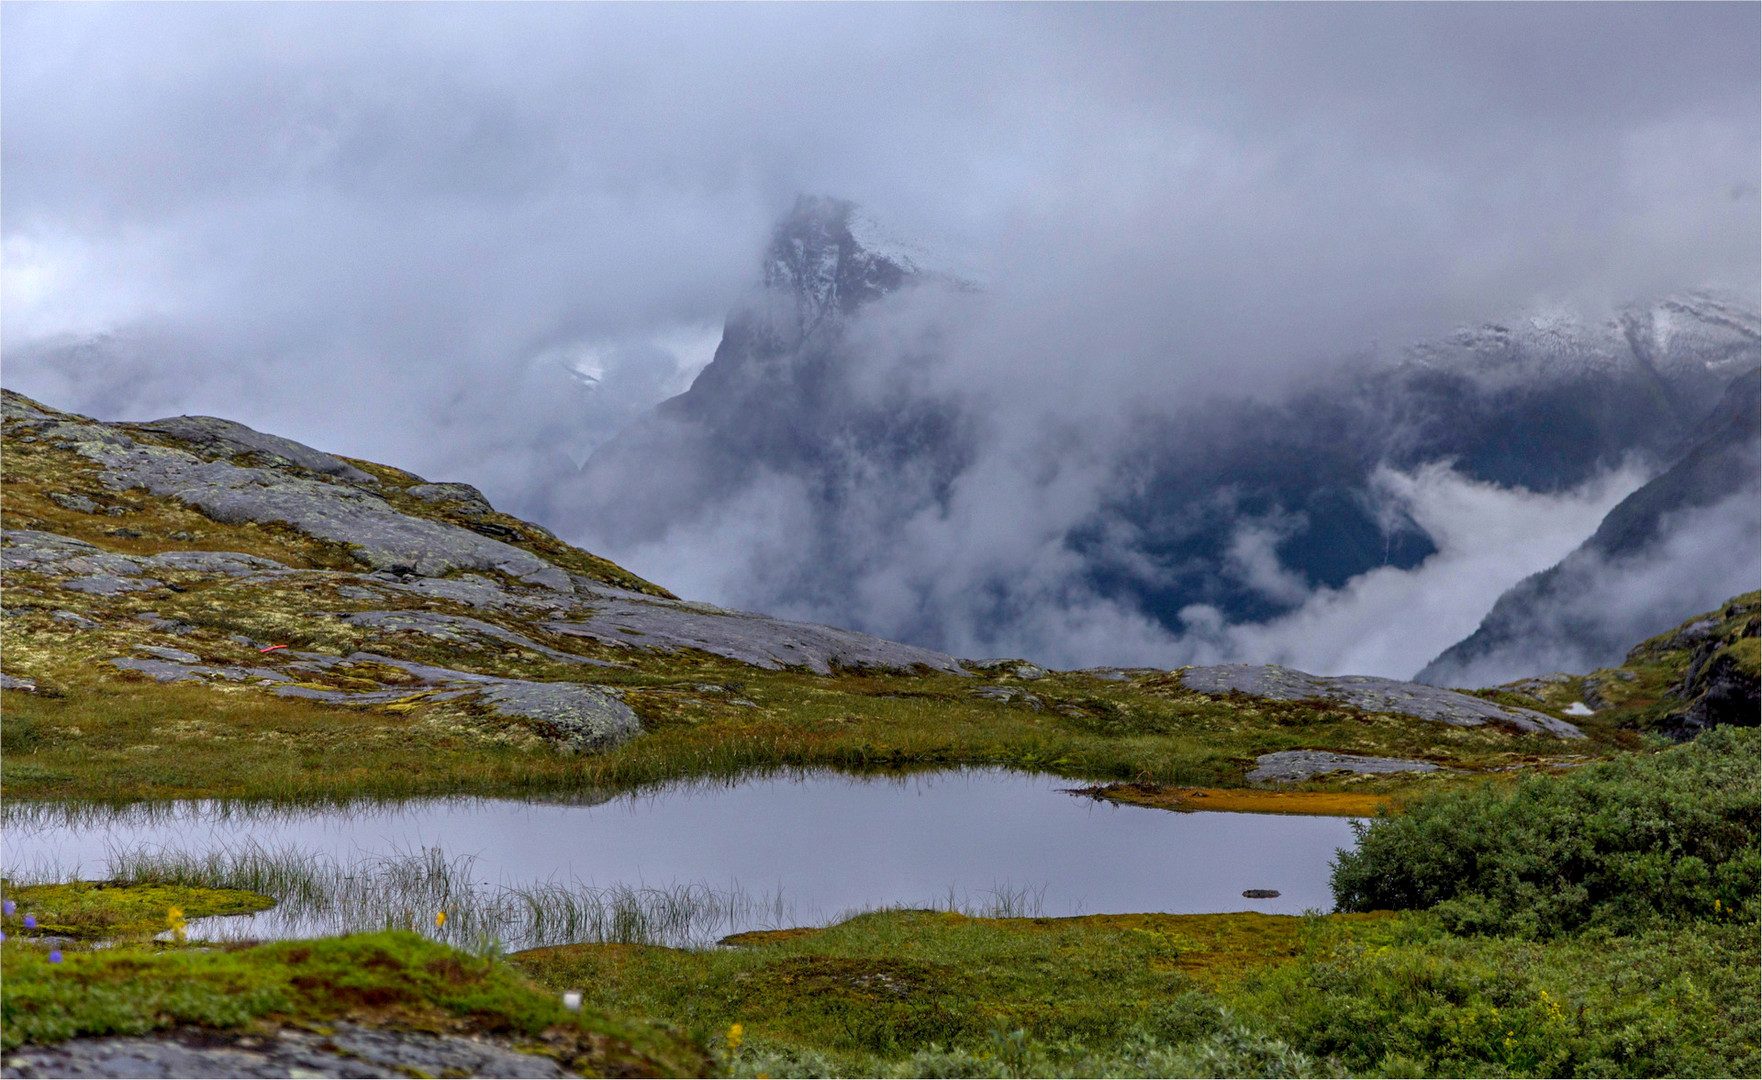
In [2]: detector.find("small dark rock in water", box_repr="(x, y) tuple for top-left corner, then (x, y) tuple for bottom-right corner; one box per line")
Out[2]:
(1242, 889), (1281, 899)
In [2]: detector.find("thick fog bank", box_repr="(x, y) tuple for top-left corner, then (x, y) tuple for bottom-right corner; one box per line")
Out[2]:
(5, 4), (1757, 675)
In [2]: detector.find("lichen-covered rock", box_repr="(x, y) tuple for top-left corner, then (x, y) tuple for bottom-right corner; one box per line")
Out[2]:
(64, 574), (165, 595)
(1180, 664), (1584, 738)
(134, 414), (378, 484)
(406, 482), (494, 515)
(52, 435), (574, 590)
(103, 646), (641, 753)
(477, 681), (641, 753)
(542, 596), (968, 675)
(47, 492), (99, 514)
(972, 685), (1043, 709)
(969, 659), (1047, 680)
(3, 531), (117, 572)
(136, 646), (201, 664)
(340, 610), (620, 667)
(109, 657), (208, 683)
(363, 572), (560, 612)
(142, 551), (286, 576)
(1247, 751), (1442, 783)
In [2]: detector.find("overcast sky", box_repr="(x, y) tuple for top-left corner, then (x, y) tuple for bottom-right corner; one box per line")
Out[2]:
(6, 4), (1756, 459)
(4, 4), (1758, 671)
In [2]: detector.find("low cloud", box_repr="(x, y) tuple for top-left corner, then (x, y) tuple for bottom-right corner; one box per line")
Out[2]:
(1181, 464), (1651, 678)
(608, 439), (1653, 677)
(1416, 492), (1762, 687)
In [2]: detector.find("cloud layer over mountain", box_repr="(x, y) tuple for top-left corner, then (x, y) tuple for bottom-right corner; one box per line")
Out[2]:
(5, 5), (1757, 674)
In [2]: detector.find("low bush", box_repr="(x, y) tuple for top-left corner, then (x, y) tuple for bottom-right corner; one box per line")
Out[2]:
(1331, 726), (1759, 937)
(1241, 915), (1758, 1078)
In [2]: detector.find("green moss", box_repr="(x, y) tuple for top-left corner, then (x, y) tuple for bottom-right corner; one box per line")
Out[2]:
(512, 909), (1335, 1064)
(0, 930), (709, 1074)
(0, 881), (274, 940)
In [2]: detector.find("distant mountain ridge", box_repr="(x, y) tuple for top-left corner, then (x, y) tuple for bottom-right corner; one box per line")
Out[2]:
(567, 196), (1761, 658)
(1418, 366), (1762, 687)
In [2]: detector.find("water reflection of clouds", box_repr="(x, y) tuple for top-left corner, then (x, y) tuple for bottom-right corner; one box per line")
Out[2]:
(4, 769), (1358, 942)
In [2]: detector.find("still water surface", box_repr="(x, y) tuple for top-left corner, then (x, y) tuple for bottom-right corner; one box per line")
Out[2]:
(3, 770), (1359, 943)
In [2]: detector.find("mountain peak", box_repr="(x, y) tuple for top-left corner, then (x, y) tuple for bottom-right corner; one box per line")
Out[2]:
(759, 195), (917, 339)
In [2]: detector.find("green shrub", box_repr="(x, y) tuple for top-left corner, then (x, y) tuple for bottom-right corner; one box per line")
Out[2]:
(1331, 727), (1760, 937)
(1240, 916), (1758, 1078)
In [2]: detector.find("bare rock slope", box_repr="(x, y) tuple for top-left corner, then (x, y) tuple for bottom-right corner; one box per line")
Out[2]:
(2, 389), (970, 754)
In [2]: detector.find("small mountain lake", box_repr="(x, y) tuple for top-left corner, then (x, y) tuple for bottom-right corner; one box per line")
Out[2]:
(2, 770), (1360, 948)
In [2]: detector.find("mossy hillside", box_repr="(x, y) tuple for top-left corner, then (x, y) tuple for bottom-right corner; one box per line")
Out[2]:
(0, 930), (710, 1075)
(0, 631), (1628, 803)
(0, 880), (274, 941)
(4, 563), (1629, 807)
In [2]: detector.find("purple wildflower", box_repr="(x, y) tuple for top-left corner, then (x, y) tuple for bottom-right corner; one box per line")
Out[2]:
(48, 950), (63, 963)
(22, 915), (36, 929)
(3, 900), (14, 916)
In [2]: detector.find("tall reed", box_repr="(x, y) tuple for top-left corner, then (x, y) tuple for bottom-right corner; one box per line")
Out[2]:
(105, 840), (793, 952)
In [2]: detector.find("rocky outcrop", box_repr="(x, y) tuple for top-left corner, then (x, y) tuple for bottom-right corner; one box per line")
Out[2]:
(1622, 594), (1760, 740)
(100, 435), (571, 589)
(540, 593), (967, 675)
(1180, 663), (1584, 738)
(99, 644), (641, 753)
(131, 414), (377, 484)
(1246, 751), (1442, 783)
(0, 1023), (575, 1079)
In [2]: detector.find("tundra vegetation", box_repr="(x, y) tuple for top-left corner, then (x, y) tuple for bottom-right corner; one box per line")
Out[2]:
(2, 389), (1756, 1077)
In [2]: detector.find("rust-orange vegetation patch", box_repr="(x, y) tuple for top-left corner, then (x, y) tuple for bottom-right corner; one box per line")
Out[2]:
(971, 910), (1393, 981)
(719, 926), (829, 947)
(1084, 783), (1399, 816)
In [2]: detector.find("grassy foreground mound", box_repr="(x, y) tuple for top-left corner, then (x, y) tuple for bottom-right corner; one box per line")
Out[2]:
(0, 930), (708, 1074)
(506, 908), (1757, 1078)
